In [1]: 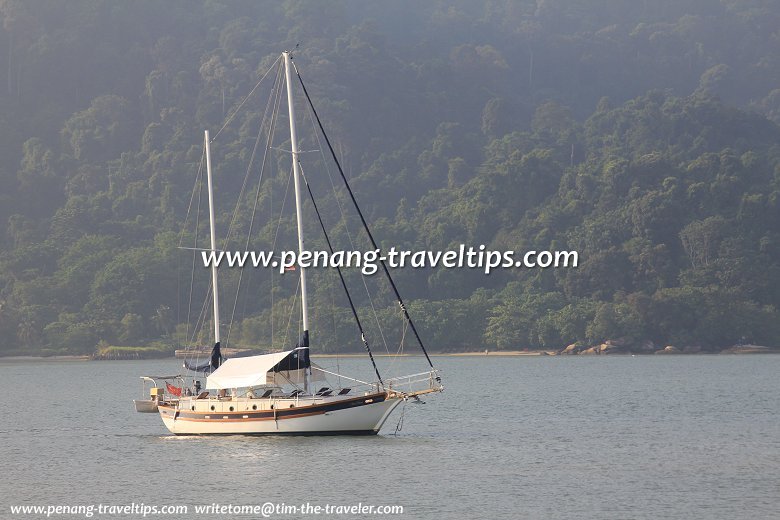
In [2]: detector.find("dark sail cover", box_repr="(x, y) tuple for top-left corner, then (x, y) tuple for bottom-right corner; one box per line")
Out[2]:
(183, 342), (222, 373)
(271, 346), (310, 373)
(211, 342), (222, 369)
(295, 330), (309, 349)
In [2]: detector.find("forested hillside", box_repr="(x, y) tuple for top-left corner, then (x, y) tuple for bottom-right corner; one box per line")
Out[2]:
(1, 0), (780, 356)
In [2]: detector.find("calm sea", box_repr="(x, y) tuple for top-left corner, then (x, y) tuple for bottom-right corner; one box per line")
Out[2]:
(1, 355), (778, 519)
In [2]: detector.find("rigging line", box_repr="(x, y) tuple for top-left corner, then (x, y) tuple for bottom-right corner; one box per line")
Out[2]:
(293, 59), (434, 368)
(362, 263), (392, 355)
(296, 96), (392, 362)
(270, 146), (320, 154)
(188, 233), (216, 352)
(176, 247), (181, 352)
(183, 281), (212, 370)
(283, 274), (301, 351)
(325, 245), (342, 387)
(184, 148), (205, 354)
(386, 307), (408, 377)
(393, 400), (406, 436)
(220, 61), (285, 259)
(188, 189), (219, 367)
(222, 126), (267, 349)
(240, 64), (287, 345)
(299, 163), (384, 386)
(274, 370), (301, 391)
(177, 148), (204, 348)
(225, 61), (285, 347)
(176, 248), (182, 354)
(183, 58), (280, 360)
(178, 146), (206, 248)
(211, 55), (282, 142)
(271, 163), (295, 349)
(189, 282), (212, 347)
(239, 65), (282, 324)
(299, 81), (392, 357)
(185, 173), (203, 349)
(183, 238), (215, 367)
(270, 180), (273, 351)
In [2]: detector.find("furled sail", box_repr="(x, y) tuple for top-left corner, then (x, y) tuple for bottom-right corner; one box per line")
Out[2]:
(266, 344), (318, 385)
(273, 344), (310, 372)
(183, 342), (222, 373)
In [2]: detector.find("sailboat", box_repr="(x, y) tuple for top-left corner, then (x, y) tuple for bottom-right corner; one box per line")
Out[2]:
(145, 51), (442, 435)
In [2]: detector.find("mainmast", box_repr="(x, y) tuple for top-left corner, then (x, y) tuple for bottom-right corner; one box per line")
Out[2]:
(204, 130), (221, 349)
(283, 51), (310, 351)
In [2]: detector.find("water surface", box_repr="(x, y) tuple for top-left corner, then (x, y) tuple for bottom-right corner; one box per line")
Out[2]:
(1, 355), (777, 519)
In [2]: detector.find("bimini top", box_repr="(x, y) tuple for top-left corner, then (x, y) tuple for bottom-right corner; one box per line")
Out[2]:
(205, 347), (311, 390)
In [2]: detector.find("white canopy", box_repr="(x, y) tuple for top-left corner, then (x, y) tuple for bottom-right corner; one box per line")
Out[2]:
(206, 349), (303, 389)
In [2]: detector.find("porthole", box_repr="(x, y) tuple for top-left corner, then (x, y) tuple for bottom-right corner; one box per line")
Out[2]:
(252, 405), (257, 410)
(270, 404), (274, 410)
(210, 405), (215, 411)
(289, 404), (294, 408)
(229, 406), (234, 411)
(191, 406), (195, 411)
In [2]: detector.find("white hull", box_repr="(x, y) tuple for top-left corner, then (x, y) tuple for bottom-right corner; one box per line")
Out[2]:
(158, 393), (402, 435)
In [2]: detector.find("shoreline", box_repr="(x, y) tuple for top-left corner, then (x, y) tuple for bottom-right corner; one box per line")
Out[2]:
(312, 351), (549, 358)
(0, 355), (93, 362)
(0, 351), (543, 361)
(2, 349), (779, 361)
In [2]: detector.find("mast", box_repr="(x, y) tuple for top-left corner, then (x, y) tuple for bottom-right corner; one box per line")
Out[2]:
(283, 51), (310, 349)
(204, 130), (221, 348)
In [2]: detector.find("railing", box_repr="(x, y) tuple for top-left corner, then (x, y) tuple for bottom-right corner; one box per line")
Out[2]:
(312, 367), (443, 397)
(384, 369), (443, 396)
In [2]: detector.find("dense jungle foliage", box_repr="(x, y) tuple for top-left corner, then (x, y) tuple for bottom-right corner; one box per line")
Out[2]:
(2, 0), (780, 355)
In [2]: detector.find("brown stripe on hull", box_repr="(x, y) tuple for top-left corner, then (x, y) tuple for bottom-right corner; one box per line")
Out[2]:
(173, 430), (379, 437)
(159, 392), (388, 422)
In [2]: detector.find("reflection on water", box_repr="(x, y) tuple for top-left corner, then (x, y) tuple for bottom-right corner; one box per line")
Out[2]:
(1, 355), (778, 519)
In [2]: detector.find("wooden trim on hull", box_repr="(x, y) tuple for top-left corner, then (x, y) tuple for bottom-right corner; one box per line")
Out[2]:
(157, 392), (401, 435)
(158, 392), (388, 423)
